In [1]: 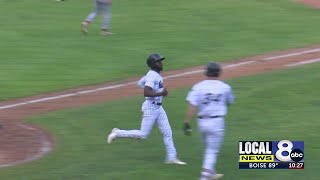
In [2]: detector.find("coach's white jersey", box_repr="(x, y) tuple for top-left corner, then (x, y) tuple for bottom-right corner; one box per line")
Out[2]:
(137, 70), (164, 103)
(186, 80), (234, 117)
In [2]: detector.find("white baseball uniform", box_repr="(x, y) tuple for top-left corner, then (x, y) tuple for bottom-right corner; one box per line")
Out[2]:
(186, 80), (234, 179)
(116, 70), (177, 161)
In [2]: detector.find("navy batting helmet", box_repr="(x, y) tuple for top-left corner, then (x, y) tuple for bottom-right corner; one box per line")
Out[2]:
(206, 62), (221, 77)
(146, 53), (165, 69)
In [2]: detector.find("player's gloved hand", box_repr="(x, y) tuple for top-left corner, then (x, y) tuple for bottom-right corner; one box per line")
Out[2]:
(183, 122), (192, 136)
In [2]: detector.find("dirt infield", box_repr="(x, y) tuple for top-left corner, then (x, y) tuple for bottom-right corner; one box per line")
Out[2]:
(297, 0), (320, 8)
(1, 45), (320, 168)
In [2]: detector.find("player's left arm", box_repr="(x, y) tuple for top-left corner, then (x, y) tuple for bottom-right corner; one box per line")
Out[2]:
(137, 76), (146, 88)
(226, 86), (235, 106)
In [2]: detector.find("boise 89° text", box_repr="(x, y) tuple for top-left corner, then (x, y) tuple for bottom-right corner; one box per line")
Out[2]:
(249, 163), (267, 169)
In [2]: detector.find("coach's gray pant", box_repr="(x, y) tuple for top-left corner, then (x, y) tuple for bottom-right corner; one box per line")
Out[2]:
(85, 0), (111, 30)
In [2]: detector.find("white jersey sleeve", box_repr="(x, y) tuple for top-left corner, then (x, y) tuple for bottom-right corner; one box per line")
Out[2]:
(144, 74), (155, 89)
(137, 75), (146, 88)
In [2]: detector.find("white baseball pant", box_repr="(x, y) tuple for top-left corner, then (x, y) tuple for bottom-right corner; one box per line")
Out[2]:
(198, 117), (224, 180)
(116, 101), (177, 161)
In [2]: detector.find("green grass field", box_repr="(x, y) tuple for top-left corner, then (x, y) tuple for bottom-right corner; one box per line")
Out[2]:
(0, 64), (319, 180)
(0, 0), (320, 100)
(1, 0), (320, 179)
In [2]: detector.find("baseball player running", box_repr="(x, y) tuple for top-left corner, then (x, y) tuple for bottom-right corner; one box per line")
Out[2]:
(81, 0), (112, 36)
(183, 62), (234, 180)
(107, 53), (186, 165)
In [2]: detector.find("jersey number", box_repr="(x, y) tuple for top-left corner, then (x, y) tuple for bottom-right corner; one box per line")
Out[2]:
(202, 93), (222, 104)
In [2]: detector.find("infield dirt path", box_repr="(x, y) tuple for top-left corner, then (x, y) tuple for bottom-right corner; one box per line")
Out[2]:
(297, 0), (320, 8)
(1, 44), (320, 168)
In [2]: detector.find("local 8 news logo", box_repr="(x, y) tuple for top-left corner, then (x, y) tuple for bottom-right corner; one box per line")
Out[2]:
(239, 140), (304, 162)
(273, 140), (304, 162)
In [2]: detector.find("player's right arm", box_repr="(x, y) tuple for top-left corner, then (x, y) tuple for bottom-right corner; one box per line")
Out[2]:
(182, 86), (198, 135)
(184, 87), (198, 122)
(144, 86), (167, 97)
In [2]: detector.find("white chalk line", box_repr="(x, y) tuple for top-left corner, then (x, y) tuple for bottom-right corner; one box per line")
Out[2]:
(0, 83), (136, 110)
(263, 48), (320, 61)
(16, 123), (36, 131)
(1, 47), (320, 111)
(163, 61), (257, 79)
(285, 58), (320, 67)
(0, 123), (52, 168)
(0, 61), (256, 111)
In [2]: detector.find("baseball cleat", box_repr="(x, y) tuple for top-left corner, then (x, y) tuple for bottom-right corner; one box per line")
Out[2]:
(100, 30), (113, 36)
(107, 128), (119, 144)
(211, 174), (224, 180)
(164, 159), (187, 165)
(81, 22), (88, 34)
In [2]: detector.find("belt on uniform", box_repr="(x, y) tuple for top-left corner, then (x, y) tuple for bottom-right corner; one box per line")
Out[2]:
(198, 115), (224, 119)
(152, 102), (162, 106)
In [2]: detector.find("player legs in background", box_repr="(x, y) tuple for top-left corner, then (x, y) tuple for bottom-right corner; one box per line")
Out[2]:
(100, 3), (112, 35)
(81, 0), (99, 34)
(81, 0), (112, 35)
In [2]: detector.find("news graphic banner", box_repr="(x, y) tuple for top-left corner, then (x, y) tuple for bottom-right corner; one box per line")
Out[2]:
(238, 140), (304, 169)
